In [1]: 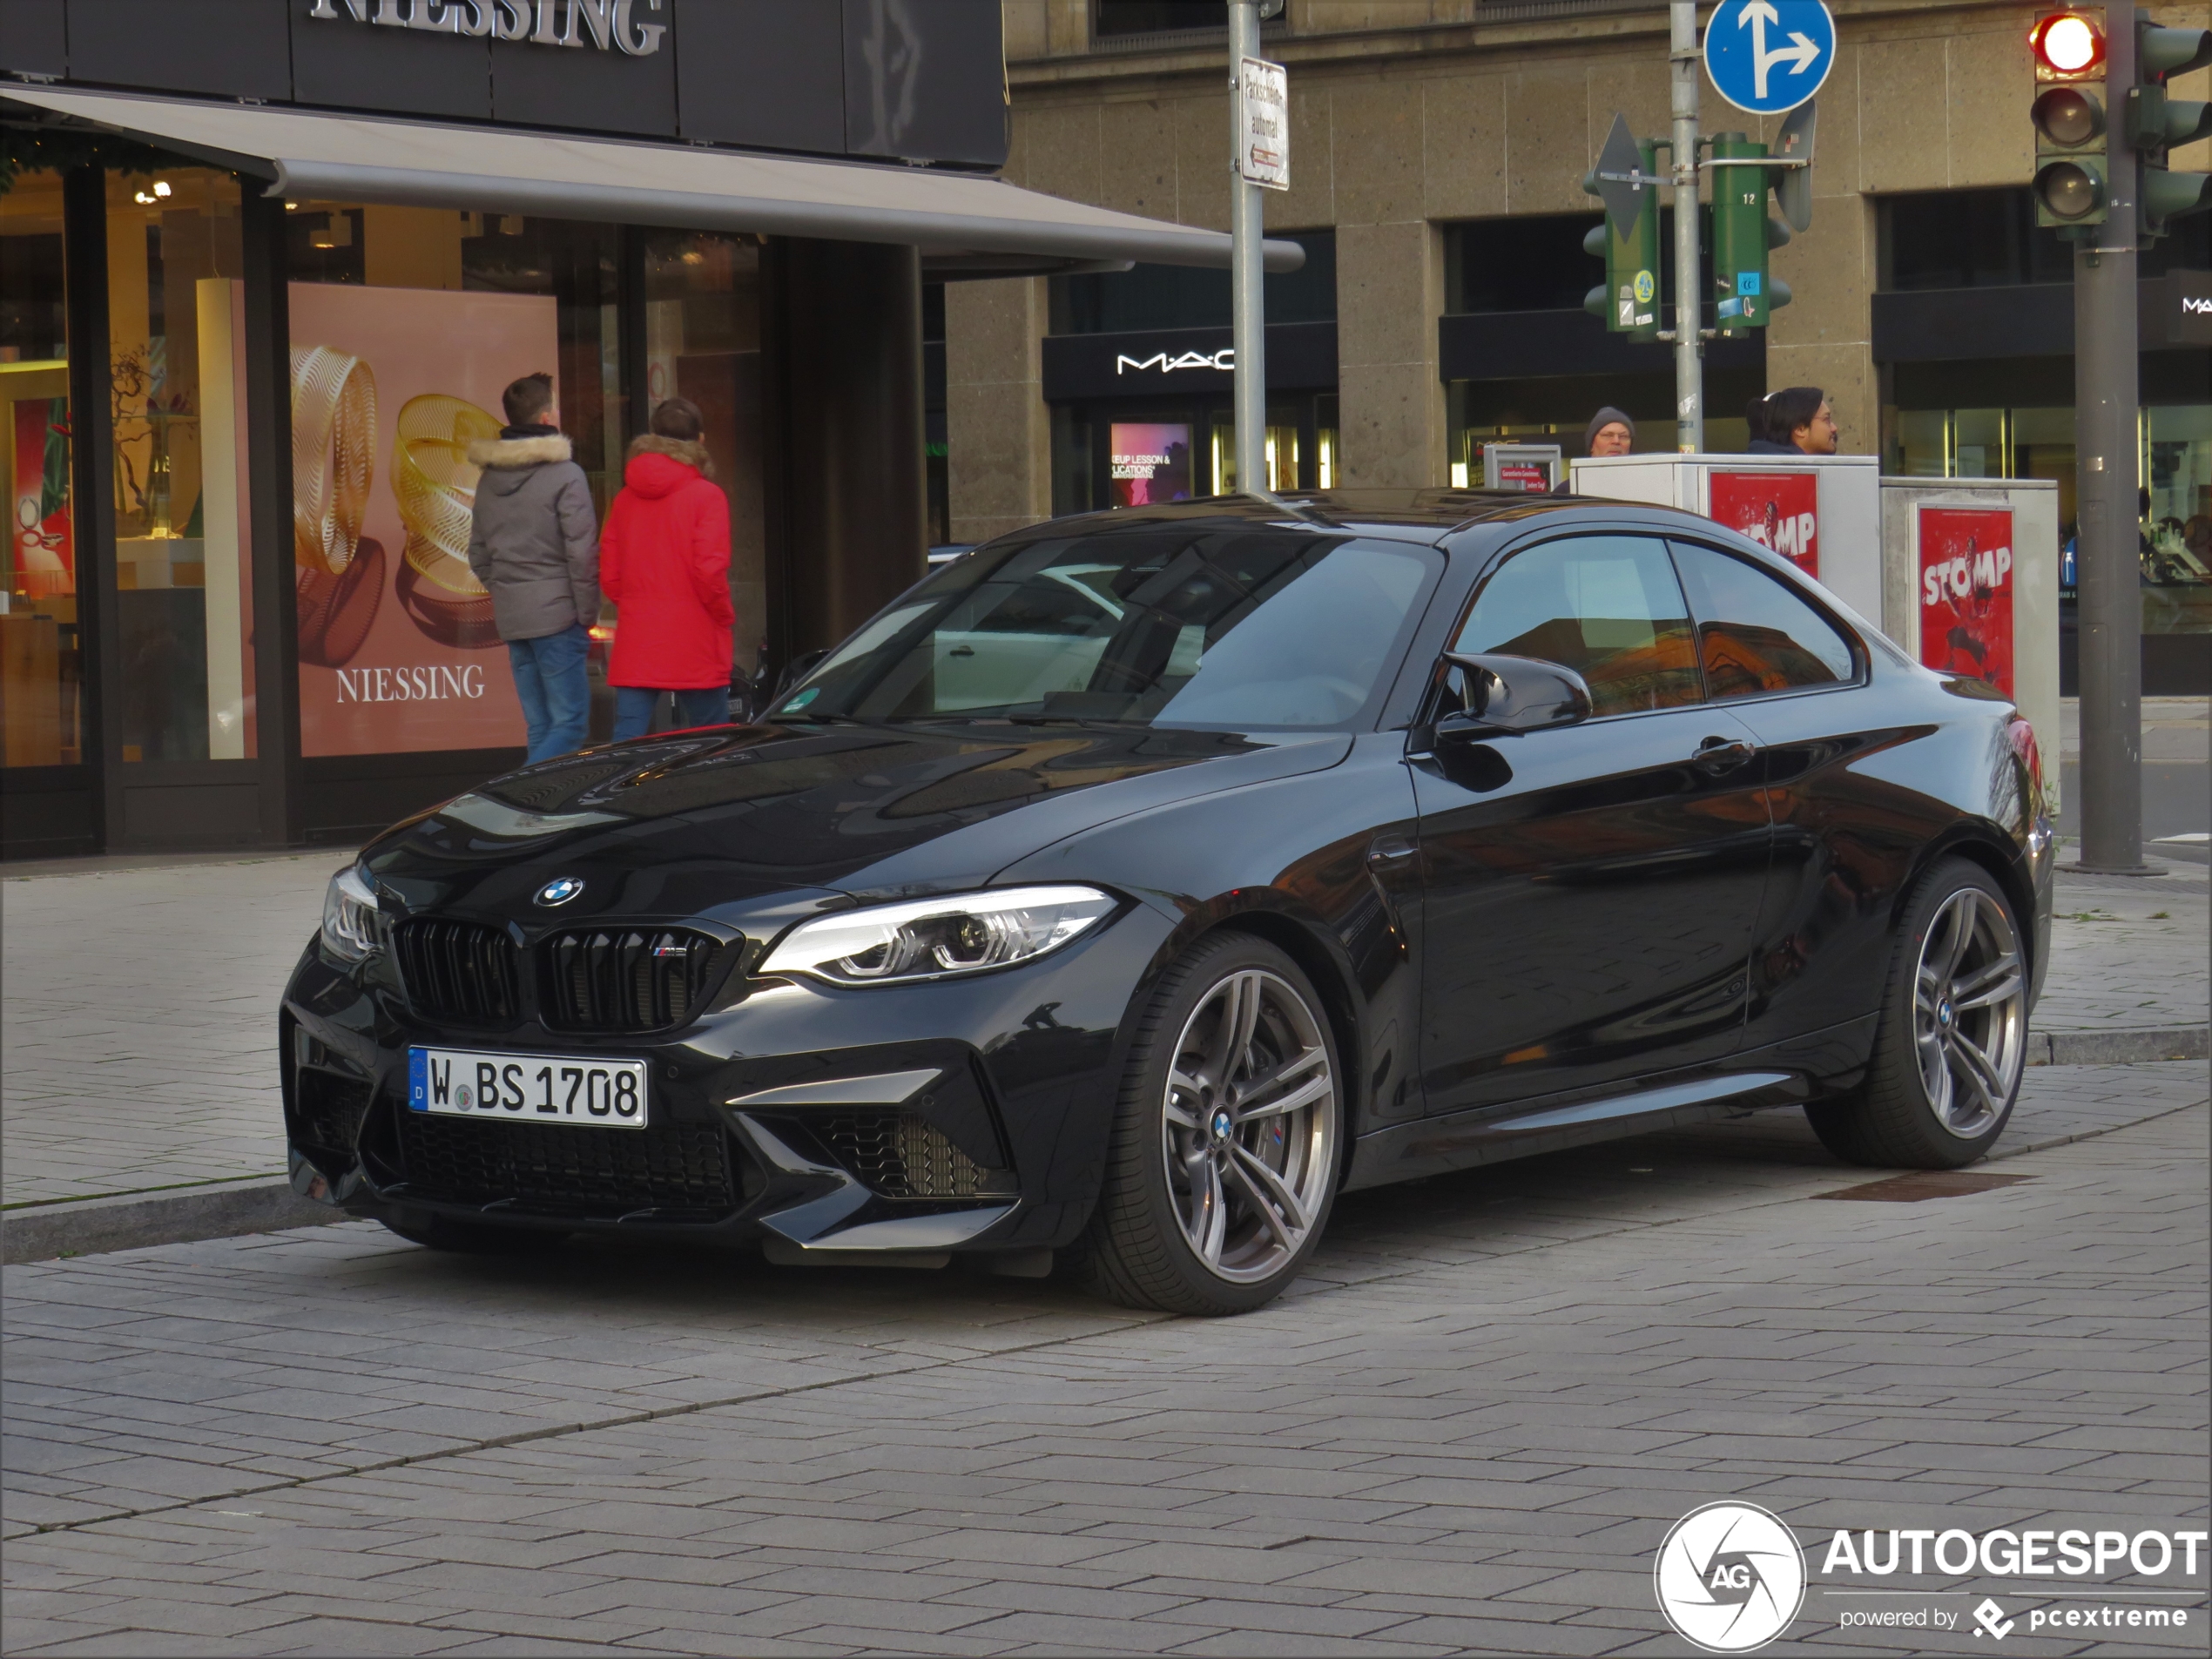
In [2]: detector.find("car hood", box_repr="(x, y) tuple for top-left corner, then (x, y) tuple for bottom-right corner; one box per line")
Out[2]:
(361, 720), (1352, 925)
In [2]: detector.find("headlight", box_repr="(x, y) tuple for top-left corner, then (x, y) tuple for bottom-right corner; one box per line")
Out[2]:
(758, 886), (1116, 987)
(320, 864), (381, 962)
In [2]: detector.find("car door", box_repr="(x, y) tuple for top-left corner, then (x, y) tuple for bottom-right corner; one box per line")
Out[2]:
(1412, 531), (1775, 1119)
(1665, 537), (1911, 1057)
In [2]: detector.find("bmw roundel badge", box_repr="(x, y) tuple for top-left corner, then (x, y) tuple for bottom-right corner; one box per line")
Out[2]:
(534, 876), (586, 907)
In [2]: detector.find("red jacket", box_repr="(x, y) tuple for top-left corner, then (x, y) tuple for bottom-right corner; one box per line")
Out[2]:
(599, 437), (735, 691)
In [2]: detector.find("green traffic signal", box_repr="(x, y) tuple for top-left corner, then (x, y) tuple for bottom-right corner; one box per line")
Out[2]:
(1581, 134), (1661, 341)
(1709, 133), (1792, 335)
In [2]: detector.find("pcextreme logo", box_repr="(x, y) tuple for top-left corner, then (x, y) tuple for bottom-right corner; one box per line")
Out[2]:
(1654, 1501), (1807, 1653)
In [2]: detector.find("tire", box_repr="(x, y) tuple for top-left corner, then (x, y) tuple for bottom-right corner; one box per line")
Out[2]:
(378, 1215), (556, 1255)
(1077, 933), (1344, 1315)
(1805, 857), (2029, 1169)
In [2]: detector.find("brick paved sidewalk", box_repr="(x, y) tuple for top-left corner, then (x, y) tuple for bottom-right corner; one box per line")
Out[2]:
(2, 852), (2205, 1211)
(4, 1092), (2202, 1655)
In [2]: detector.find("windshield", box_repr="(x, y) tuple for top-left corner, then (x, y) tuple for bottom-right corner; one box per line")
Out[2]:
(776, 524), (1442, 731)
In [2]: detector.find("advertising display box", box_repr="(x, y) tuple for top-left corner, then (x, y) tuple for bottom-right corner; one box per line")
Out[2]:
(1880, 477), (2062, 813)
(1572, 454), (2060, 808)
(1569, 453), (1885, 624)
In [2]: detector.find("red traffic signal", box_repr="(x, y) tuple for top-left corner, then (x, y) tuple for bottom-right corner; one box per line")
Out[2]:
(2031, 11), (2106, 80)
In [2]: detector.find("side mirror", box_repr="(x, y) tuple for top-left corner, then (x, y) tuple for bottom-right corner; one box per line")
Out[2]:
(1436, 651), (1593, 737)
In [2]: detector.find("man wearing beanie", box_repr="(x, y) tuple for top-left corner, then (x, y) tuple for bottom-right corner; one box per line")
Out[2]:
(1554, 407), (1636, 493)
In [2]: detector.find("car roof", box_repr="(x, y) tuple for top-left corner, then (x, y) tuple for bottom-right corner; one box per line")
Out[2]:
(1032, 490), (1720, 545)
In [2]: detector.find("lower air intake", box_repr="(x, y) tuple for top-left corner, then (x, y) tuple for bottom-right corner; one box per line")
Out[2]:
(819, 1113), (986, 1199)
(396, 1114), (738, 1217)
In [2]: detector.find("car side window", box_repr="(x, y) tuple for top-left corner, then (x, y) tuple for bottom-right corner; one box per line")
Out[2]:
(1669, 541), (1858, 699)
(1451, 535), (1703, 717)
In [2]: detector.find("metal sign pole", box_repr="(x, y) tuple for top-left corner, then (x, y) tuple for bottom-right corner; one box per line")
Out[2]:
(2073, 15), (2148, 872)
(1670, 0), (1704, 453)
(1229, 0), (1267, 495)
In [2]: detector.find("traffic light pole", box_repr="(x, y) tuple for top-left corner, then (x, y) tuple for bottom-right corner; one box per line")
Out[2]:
(1229, 0), (1267, 496)
(1669, 1), (1704, 453)
(2073, 15), (2149, 872)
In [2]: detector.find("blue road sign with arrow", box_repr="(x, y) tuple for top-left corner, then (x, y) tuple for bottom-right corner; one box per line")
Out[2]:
(1703, 0), (1835, 115)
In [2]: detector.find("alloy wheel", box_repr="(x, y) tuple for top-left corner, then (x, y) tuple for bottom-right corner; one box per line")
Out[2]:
(1160, 968), (1338, 1284)
(1912, 887), (2027, 1138)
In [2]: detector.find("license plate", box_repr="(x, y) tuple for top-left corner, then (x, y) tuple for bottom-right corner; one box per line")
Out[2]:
(408, 1047), (648, 1129)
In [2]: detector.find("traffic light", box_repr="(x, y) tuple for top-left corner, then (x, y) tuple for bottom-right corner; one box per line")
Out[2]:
(2030, 10), (2109, 228)
(1710, 132), (1794, 335)
(1583, 116), (1660, 340)
(2132, 23), (2212, 237)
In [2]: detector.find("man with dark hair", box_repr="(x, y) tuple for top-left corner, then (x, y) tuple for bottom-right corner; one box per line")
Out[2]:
(466, 371), (600, 764)
(1750, 386), (1838, 455)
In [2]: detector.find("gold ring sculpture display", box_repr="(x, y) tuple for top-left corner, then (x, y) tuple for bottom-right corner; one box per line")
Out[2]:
(290, 344), (384, 668)
(392, 394), (502, 650)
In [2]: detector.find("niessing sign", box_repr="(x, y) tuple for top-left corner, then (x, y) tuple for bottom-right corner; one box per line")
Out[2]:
(307, 0), (668, 55)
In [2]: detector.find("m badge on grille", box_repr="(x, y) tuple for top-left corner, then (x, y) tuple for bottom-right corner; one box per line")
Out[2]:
(535, 876), (585, 907)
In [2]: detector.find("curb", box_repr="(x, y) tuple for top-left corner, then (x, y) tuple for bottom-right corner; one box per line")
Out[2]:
(3, 1028), (2204, 1265)
(2028, 1025), (2209, 1067)
(1, 1178), (341, 1266)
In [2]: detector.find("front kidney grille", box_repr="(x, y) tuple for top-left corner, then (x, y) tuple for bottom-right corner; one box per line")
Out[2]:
(396, 1113), (738, 1217)
(541, 927), (731, 1033)
(819, 1113), (986, 1199)
(394, 918), (519, 1024)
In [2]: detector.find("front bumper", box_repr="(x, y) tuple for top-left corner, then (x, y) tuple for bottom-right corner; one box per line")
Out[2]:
(282, 901), (1175, 1258)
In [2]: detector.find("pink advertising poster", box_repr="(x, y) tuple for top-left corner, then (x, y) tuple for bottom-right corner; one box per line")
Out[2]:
(289, 283), (560, 758)
(1109, 422), (1193, 508)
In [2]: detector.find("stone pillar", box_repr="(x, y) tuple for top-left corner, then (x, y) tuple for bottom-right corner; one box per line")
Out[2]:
(945, 276), (1054, 543)
(1331, 81), (1447, 488)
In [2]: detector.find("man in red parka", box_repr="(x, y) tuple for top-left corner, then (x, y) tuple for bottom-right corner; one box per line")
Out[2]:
(600, 397), (736, 740)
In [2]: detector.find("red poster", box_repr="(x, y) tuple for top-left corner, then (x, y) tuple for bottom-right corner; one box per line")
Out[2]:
(1918, 506), (2015, 696)
(1709, 470), (1818, 577)
(1494, 462), (1551, 494)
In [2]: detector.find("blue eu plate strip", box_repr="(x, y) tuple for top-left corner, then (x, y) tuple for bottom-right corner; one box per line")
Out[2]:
(408, 1047), (428, 1112)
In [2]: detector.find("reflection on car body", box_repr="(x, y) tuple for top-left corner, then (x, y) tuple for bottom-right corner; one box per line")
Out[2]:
(285, 490), (2054, 1315)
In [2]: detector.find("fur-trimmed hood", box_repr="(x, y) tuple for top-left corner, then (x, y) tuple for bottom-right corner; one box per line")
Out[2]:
(467, 434), (574, 470)
(628, 432), (713, 478)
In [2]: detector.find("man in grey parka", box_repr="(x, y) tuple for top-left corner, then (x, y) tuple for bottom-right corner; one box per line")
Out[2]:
(466, 372), (600, 764)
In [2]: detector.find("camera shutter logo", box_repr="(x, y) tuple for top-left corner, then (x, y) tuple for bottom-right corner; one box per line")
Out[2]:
(1655, 1501), (1807, 1653)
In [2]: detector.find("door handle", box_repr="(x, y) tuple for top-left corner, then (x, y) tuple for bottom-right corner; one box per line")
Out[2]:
(1367, 833), (1417, 867)
(1693, 736), (1757, 775)
(948, 645), (974, 658)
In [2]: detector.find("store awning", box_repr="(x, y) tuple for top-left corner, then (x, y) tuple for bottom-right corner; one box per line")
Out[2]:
(0, 85), (1305, 277)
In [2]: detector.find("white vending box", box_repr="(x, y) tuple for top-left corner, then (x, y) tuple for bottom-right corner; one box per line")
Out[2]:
(1568, 453), (1885, 624)
(1879, 476), (2061, 814)
(1567, 453), (2060, 812)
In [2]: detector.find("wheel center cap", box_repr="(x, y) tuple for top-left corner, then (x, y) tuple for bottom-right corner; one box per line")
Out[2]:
(1209, 1109), (1234, 1145)
(1938, 1000), (1954, 1028)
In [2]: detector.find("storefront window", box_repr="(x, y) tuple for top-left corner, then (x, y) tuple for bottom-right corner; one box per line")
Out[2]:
(286, 204), (622, 759)
(103, 166), (254, 764)
(2, 169), (79, 768)
(643, 231), (765, 673)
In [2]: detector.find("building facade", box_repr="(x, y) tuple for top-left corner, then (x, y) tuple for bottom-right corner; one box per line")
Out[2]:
(0, 0), (1262, 860)
(954, 0), (2212, 691)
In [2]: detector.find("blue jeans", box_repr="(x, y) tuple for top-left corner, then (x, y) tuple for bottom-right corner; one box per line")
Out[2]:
(613, 685), (729, 742)
(507, 624), (591, 763)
